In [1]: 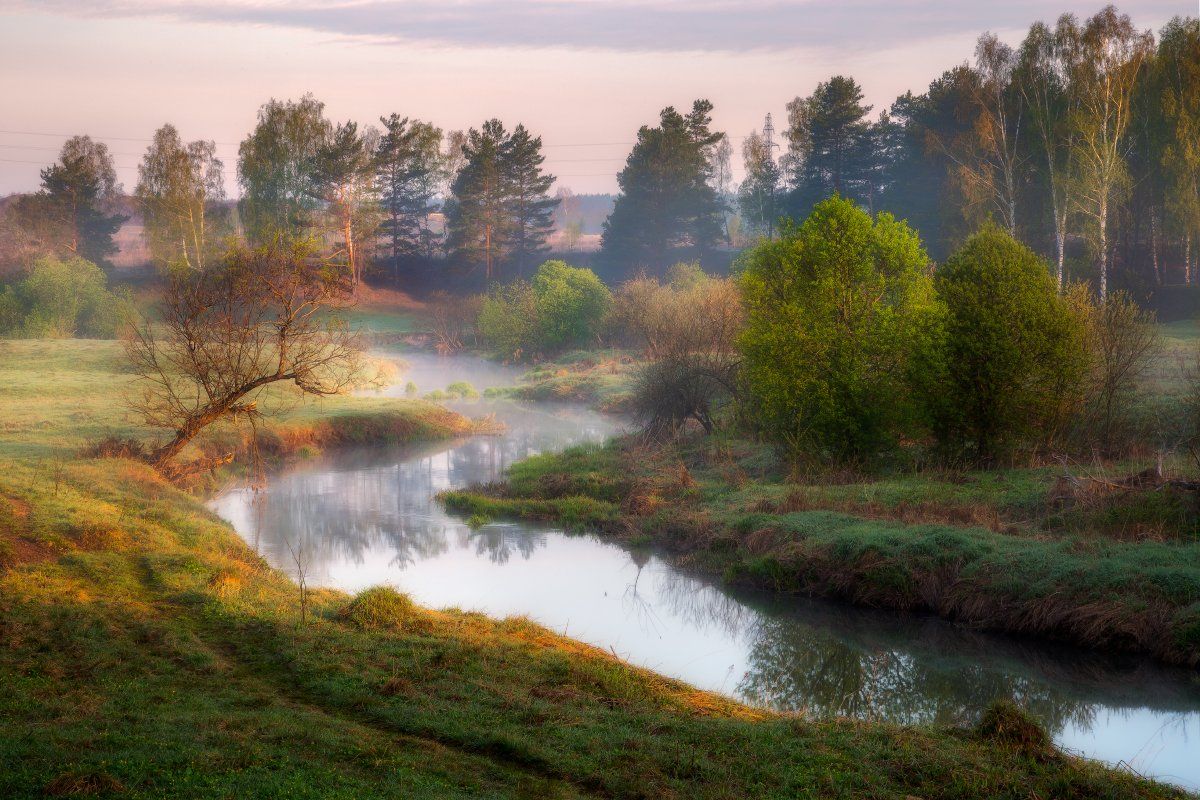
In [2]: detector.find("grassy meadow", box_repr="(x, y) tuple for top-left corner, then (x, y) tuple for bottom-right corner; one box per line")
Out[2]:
(0, 332), (1193, 797)
(0, 333), (1192, 797)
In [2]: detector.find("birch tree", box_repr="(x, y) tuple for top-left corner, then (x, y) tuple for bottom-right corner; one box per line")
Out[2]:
(1067, 7), (1153, 300)
(136, 124), (226, 272)
(1017, 17), (1078, 288)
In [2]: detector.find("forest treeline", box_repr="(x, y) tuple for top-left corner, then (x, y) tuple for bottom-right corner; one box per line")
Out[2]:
(0, 5), (1196, 301)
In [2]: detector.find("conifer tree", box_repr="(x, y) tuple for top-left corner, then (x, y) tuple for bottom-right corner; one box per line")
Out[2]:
(444, 120), (512, 280)
(601, 100), (726, 271)
(13, 136), (127, 267)
(503, 124), (558, 276)
(374, 114), (443, 272)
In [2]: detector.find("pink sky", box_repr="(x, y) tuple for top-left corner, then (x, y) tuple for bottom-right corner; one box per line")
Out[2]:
(0, 1), (1184, 196)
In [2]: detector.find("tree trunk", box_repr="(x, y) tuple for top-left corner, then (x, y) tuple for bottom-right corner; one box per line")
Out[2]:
(1098, 196), (1109, 302)
(1149, 212), (1160, 285)
(1188, 233), (1194, 286)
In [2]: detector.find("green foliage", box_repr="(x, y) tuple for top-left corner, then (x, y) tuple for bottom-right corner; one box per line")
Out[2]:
(925, 224), (1088, 460)
(0, 255), (121, 339)
(530, 260), (611, 352)
(477, 261), (611, 360)
(10, 136), (127, 267)
(738, 197), (938, 461)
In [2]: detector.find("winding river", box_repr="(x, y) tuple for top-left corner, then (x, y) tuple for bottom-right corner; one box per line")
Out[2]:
(211, 351), (1200, 793)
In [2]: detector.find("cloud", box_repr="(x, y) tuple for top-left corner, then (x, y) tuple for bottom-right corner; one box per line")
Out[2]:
(3, 0), (1182, 55)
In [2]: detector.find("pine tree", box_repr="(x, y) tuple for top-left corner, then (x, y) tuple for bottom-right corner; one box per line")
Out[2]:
(307, 121), (376, 288)
(601, 100), (726, 271)
(13, 136), (127, 267)
(374, 114), (443, 275)
(502, 124), (558, 276)
(783, 76), (875, 216)
(444, 120), (511, 280)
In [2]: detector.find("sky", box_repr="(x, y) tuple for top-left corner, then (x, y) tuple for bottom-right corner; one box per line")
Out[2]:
(0, 0), (1187, 196)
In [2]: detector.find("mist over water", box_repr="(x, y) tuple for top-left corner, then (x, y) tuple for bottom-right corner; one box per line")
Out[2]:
(210, 352), (1200, 792)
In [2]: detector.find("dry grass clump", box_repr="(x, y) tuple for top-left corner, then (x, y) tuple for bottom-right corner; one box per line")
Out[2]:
(339, 586), (419, 631)
(975, 700), (1054, 760)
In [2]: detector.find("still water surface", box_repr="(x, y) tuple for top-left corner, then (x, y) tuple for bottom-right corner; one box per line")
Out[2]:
(211, 352), (1200, 792)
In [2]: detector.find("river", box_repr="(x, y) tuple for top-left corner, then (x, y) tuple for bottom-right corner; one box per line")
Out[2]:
(210, 351), (1200, 792)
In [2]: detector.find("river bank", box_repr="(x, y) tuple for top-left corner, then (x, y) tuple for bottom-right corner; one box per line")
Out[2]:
(0, 339), (1194, 797)
(441, 432), (1200, 670)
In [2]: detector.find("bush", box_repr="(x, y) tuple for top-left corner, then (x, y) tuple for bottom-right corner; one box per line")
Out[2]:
(0, 255), (121, 338)
(615, 263), (745, 437)
(738, 197), (939, 461)
(1072, 289), (1162, 455)
(477, 260), (611, 360)
(925, 225), (1088, 461)
(427, 290), (482, 355)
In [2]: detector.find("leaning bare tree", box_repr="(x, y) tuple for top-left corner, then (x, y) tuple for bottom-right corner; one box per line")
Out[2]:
(125, 239), (367, 472)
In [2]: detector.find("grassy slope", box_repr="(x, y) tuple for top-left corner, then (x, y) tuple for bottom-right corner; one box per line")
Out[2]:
(0, 339), (1190, 798)
(442, 435), (1200, 668)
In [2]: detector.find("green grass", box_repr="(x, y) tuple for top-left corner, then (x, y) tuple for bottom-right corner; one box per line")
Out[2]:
(0, 339), (476, 465)
(483, 349), (636, 411)
(0, 337), (1192, 797)
(1, 454), (1188, 798)
(443, 435), (1200, 668)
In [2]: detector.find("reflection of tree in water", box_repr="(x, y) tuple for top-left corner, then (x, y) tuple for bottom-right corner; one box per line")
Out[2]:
(735, 616), (1098, 734)
(232, 401), (621, 585)
(454, 524), (547, 565)
(649, 567), (1200, 737)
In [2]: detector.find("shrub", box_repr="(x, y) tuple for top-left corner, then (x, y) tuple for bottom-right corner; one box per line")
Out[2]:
(1072, 289), (1162, 455)
(616, 263), (745, 437)
(738, 197), (939, 461)
(0, 255), (122, 338)
(477, 260), (611, 360)
(925, 225), (1088, 462)
(477, 280), (538, 359)
(427, 290), (483, 355)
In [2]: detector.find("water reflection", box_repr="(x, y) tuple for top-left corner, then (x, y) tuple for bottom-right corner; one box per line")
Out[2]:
(210, 352), (1200, 791)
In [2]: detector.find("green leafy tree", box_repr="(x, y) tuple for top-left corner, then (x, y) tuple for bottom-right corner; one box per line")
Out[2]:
(530, 260), (611, 352)
(739, 196), (938, 461)
(237, 94), (330, 243)
(374, 114), (443, 270)
(477, 260), (611, 359)
(1066, 7), (1154, 299)
(1016, 18), (1080, 288)
(926, 224), (1088, 461)
(0, 255), (121, 338)
(135, 124), (226, 272)
(739, 115), (782, 238)
(601, 100), (726, 271)
(12, 136), (126, 267)
(1158, 17), (1200, 283)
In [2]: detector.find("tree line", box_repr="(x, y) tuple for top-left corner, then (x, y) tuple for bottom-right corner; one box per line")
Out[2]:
(1, 96), (560, 287)
(1, 5), (1195, 300)
(733, 7), (1200, 299)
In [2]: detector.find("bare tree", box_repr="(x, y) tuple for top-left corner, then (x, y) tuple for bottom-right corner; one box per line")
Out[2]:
(125, 239), (368, 471)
